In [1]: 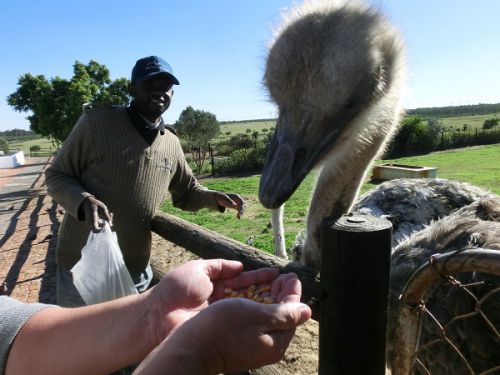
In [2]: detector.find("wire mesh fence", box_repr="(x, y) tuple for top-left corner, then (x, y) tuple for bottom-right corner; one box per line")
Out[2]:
(391, 249), (500, 375)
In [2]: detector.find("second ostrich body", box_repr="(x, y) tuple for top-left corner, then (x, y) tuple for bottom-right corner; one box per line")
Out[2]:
(352, 177), (495, 246)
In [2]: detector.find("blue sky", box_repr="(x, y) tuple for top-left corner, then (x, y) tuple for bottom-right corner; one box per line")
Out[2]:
(1, 1), (499, 131)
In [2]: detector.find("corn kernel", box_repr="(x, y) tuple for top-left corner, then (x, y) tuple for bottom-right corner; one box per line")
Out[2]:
(258, 285), (271, 293)
(263, 297), (274, 304)
(224, 284), (274, 304)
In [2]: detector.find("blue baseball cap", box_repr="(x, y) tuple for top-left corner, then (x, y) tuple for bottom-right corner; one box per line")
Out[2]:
(131, 56), (180, 85)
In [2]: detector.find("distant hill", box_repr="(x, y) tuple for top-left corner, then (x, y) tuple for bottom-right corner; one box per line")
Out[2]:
(0, 129), (35, 137)
(406, 103), (500, 118)
(219, 118), (275, 125)
(220, 103), (500, 125)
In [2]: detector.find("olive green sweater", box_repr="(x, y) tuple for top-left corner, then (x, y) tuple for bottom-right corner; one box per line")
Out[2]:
(45, 107), (220, 275)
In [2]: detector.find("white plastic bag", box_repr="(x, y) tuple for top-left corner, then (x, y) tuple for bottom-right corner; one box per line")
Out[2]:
(71, 222), (138, 305)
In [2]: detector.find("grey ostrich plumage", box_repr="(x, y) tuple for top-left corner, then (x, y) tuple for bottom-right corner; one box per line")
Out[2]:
(353, 178), (495, 245)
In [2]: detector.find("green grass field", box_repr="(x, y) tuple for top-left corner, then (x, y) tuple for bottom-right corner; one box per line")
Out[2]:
(218, 120), (276, 140)
(218, 112), (500, 137)
(5, 136), (55, 155)
(429, 112), (500, 131)
(7, 117), (499, 254)
(161, 143), (500, 254)
(7, 111), (497, 150)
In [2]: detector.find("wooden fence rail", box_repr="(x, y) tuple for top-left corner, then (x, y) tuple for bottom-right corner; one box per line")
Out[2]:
(151, 211), (322, 318)
(30, 147), (56, 157)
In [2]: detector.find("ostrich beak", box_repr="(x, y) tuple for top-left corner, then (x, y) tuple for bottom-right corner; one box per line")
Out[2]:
(259, 112), (344, 209)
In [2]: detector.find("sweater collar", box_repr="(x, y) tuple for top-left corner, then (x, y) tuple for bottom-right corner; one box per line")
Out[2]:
(127, 101), (166, 135)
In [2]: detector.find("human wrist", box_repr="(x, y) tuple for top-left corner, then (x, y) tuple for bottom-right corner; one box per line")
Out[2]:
(77, 193), (94, 220)
(141, 289), (170, 349)
(134, 327), (222, 375)
(169, 335), (220, 374)
(114, 292), (160, 361)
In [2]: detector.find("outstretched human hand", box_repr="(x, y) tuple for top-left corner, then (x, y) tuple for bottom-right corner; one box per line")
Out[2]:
(143, 259), (304, 347)
(81, 196), (112, 232)
(214, 192), (245, 218)
(136, 299), (311, 375)
(136, 261), (311, 375)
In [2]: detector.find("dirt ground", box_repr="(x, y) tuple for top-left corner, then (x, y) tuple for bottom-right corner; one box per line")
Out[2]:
(150, 233), (320, 375)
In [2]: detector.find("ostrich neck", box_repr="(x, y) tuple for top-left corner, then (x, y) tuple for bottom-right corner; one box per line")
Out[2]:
(301, 96), (403, 268)
(307, 133), (385, 234)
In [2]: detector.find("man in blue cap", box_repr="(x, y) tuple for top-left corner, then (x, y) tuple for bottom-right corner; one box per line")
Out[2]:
(45, 56), (245, 308)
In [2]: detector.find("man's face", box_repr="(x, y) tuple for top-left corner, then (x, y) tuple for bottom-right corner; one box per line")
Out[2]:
(129, 75), (174, 122)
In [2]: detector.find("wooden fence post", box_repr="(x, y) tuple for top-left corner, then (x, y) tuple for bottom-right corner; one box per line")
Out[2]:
(209, 142), (215, 176)
(319, 214), (392, 374)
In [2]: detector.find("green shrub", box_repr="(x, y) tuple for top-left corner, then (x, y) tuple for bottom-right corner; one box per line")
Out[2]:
(215, 142), (233, 157)
(216, 146), (268, 175)
(387, 116), (441, 157)
(483, 118), (499, 130)
(0, 138), (9, 153)
(228, 134), (253, 150)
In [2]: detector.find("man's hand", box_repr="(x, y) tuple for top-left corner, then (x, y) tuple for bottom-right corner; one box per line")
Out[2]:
(214, 192), (245, 219)
(81, 196), (112, 232)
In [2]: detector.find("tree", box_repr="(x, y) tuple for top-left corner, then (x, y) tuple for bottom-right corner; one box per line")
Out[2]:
(0, 138), (8, 153)
(389, 116), (441, 157)
(483, 118), (499, 130)
(252, 130), (259, 148)
(227, 133), (253, 150)
(7, 60), (129, 145)
(174, 106), (220, 173)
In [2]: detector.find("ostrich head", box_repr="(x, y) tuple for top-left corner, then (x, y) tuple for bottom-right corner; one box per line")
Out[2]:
(259, 0), (406, 211)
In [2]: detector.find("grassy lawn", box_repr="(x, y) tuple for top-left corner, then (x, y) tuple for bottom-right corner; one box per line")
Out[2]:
(219, 120), (276, 135)
(6, 136), (55, 155)
(377, 144), (500, 194)
(215, 114), (500, 141)
(161, 173), (316, 253)
(438, 112), (500, 131)
(161, 143), (500, 254)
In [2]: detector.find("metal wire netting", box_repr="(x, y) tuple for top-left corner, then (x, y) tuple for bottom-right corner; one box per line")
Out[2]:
(391, 249), (500, 375)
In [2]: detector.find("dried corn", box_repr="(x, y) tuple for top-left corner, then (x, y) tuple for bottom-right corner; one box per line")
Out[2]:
(224, 283), (274, 304)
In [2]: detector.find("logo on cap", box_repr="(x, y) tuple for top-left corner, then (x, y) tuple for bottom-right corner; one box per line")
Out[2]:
(131, 56), (180, 85)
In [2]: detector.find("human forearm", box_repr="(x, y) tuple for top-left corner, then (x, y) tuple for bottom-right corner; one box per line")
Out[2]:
(134, 333), (217, 375)
(45, 167), (93, 218)
(6, 293), (156, 375)
(44, 114), (94, 218)
(6, 260), (310, 375)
